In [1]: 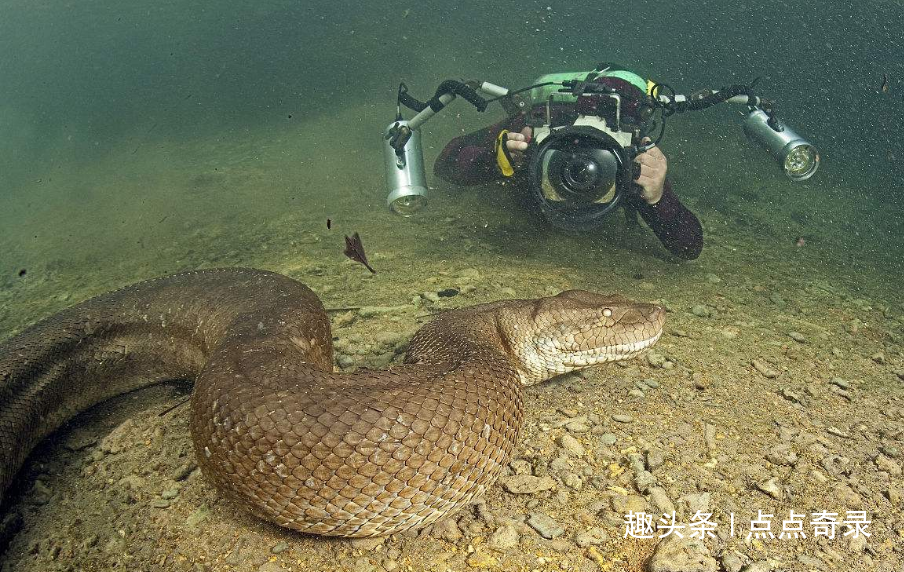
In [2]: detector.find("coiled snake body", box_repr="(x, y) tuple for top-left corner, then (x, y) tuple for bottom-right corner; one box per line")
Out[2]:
(0, 269), (664, 537)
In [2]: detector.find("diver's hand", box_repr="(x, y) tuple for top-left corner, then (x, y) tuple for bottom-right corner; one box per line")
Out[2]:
(505, 126), (533, 163)
(634, 137), (667, 205)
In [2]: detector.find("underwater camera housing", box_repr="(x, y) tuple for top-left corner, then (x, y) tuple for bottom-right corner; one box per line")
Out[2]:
(529, 84), (649, 231)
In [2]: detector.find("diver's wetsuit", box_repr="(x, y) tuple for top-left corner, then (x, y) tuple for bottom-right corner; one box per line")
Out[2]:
(433, 77), (703, 260)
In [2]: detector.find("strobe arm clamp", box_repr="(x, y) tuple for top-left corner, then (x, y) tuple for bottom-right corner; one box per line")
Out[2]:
(387, 80), (494, 154)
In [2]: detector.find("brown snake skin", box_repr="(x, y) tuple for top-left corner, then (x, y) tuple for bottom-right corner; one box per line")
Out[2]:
(0, 268), (664, 537)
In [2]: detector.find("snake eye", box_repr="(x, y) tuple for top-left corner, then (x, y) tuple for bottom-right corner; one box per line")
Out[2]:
(602, 308), (612, 317)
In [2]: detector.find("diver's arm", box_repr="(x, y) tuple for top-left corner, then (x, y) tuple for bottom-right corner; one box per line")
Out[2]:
(634, 181), (704, 260)
(434, 116), (527, 186)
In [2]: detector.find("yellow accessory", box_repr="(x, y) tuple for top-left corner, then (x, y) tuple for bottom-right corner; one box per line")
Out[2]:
(494, 129), (515, 177)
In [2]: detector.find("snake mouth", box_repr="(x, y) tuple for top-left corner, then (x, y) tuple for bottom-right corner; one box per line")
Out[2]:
(560, 327), (664, 368)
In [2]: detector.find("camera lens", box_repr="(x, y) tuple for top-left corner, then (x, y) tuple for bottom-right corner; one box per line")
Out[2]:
(546, 147), (617, 204)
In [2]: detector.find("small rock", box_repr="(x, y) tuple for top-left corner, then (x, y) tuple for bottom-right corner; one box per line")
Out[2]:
(755, 477), (783, 500)
(150, 499), (171, 509)
(172, 462), (197, 482)
(679, 493), (711, 515)
(721, 552), (744, 572)
(487, 524), (519, 550)
(788, 331), (806, 343)
(779, 388), (801, 404)
(643, 379), (660, 389)
(647, 352), (667, 368)
(509, 459), (532, 475)
(160, 488), (180, 500)
(574, 527), (608, 547)
(871, 352), (886, 364)
(527, 512), (565, 539)
(466, 551), (498, 568)
(500, 475), (556, 494)
(629, 389), (646, 398)
(558, 434), (585, 456)
(271, 541), (289, 554)
(751, 359), (778, 379)
(612, 414), (634, 424)
(740, 562), (770, 572)
(829, 377), (850, 390)
(646, 449), (665, 470)
(885, 486), (901, 506)
(875, 454), (902, 476)
(880, 445), (901, 458)
(766, 444), (798, 466)
(646, 534), (718, 572)
(432, 518), (463, 542)
(848, 533), (867, 553)
(347, 536), (384, 551)
(566, 420), (591, 433)
(649, 487), (675, 515)
(691, 305), (710, 318)
(185, 504), (210, 528)
(599, 433), (617, 446)
(705, 274), (721, 284)
(611, 494), (648, 515)
(563, 473), (583, 490)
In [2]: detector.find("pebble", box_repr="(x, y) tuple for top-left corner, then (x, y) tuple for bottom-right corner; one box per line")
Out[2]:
(509, 459), (533, 475)
(875, 454), (902, 476)
(691, 305), (710, 318)
(765, 444), (798, 466)
(160, 488), (180, 500)
(680, 493), (711, 515)
(646, 449), (665, 470)
(574, 527), (608, 547)
(347, 536), (384, 551)
(500, 475), (556, 494)
(270, 541), (289, 554)
(647, 534), (718, 572)
(649, 487), (675, 514)
(751, 359), (778, 378)
(788, 331), (807, 343)
(150, 499), (170, 509)
(488, 524), (520, 550)
(705, 273), (722, 284)
(643, 378), (660, 389)
(527, 512), (565, 539)
(432, 518), (463, 542)
(740, 562), (770, 572)
(185, 504), (210, 528)
(599, 433), (617, 446)
(171, 462), (197, 481)
(466, 551), (497, 568)
(756, 477), (783, 500)
(885, 486), (901, 506)
(565, 420), (591, 433)
(563, 473), (583, 490)
(647, 352), (667, 368)
(257, 563), (284, 572)
(829, 377), (850, 390)
(880, 445), (900, 458)
(628, 389), (645, 398)
(721, 552), (744, 572)
(612, 414), (634, 423)
(421, 291), (441, 303)
(558, 434), (585, 456)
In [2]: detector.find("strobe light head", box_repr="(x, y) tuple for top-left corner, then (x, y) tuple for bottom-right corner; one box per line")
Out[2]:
(743, 108), (820, 181)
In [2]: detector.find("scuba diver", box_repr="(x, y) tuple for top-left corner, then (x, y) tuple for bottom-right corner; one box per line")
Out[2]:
(432, 67), (703, 260)
(383, 63), (818, 261)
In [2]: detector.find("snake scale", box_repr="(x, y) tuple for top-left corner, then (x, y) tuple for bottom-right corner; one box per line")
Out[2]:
(0, 268), (664, 537)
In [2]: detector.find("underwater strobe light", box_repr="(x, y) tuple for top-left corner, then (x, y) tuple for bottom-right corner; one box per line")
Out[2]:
(743, 108), (820, 181)
(383, 120), (428, 216)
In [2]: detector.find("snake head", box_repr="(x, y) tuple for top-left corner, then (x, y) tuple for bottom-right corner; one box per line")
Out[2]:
(505, 289), (666, 385)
